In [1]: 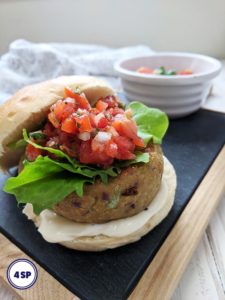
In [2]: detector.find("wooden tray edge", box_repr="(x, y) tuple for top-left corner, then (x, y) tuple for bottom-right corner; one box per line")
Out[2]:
(129, 145), (225, 300)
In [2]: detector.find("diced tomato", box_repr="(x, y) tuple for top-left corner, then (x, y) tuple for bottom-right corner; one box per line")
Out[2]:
(137, 67), (154, 74)
(112, 135), (136, 159)
(108, 107), (125, 116)
(111, 119), (122, 133)
(178, 69), (193, 75)
(61, 117), (78, 134)
(90, 107), (100, 115)
(113, 136), (135, 152)
(112, 119), (137, 140)
(97, 117), (108, 128)
(55, 102), (75, 121)
(75, 115), (92, 132)
(96, 100), (108, 112)
(76, 95), (91, 110)
(26, 144), (42, 161)
(105, 141), (118, 157)
(43, 123), (56, 137)
(48, 112), (60, 128)
(133, 136), (145, 147)
(116, 149), (135, 160)
(79, 140), (92, 163)
(80, 140), (113, 166)
(53, 101), (65, 121)
(114, 119), (144, 147)
(64, 87), (77, 99)
(98, 95), (119, 108)
(64, 87), (91, 109)
(48, 100), (76, 127)
(123, 119), (138, 140)
(52, 101), (64, 121)
(89, 113), (97, 128)
(56, 130), (72, 145)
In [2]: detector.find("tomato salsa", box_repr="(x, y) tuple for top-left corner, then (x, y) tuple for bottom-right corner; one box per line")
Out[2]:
(26, 88), (145, 167)
(137, 66), (193, 76)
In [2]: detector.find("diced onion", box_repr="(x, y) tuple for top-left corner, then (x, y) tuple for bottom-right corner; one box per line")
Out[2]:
(95, 132), (112, 143)
(77, 108), (88, 115)
(46, 140), (56, 147)
(78, 132), (91, 141)
(80, 92), (87, 99)
(64, 97), (75, 104)
(95, 113), (105, 125)
(114, 113), (124, 120)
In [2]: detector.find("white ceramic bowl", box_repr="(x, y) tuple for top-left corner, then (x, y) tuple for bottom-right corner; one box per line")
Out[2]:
(114, 53), (222, 118)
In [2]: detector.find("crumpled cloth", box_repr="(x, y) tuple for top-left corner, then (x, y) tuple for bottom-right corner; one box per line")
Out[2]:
(0, 39), (153, 104)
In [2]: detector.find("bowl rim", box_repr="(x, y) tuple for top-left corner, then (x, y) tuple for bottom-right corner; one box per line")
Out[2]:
(114, 52), (222, 83)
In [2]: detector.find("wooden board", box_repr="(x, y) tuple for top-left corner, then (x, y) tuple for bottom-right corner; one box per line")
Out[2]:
(1, 144), (225, 300)
(0, 234), (77, 300)
(129, 145), (225, 300)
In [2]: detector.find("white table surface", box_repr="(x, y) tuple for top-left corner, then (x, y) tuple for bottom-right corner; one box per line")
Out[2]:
(173, 61), (225, 300)
(1, 63), (225, 300)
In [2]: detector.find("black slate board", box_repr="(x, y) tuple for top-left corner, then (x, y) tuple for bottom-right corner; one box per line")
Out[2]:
(0, 109), (225, 300)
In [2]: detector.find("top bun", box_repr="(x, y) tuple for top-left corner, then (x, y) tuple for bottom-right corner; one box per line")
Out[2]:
(0, 76), (114, 171)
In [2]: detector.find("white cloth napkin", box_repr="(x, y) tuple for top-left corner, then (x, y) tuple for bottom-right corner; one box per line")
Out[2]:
(0, 39), (153, 104)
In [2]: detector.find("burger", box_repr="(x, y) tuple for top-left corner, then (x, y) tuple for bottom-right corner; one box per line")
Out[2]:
(1, 76), (176, 251)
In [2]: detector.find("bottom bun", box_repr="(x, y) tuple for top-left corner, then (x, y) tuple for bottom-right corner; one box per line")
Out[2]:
(23, 156), (176, 251)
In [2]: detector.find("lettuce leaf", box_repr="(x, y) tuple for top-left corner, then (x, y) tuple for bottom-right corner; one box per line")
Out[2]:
(4, 157), (93, 214)
(127, 102), (169, 145)
(115, 152), (149, 167)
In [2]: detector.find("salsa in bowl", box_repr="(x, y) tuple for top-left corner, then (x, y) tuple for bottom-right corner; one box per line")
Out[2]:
(114, 52), (221, 118)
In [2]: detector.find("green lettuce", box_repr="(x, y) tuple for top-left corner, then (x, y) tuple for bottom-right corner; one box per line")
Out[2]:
(4, 101), (168, 214)
(4, 156), (93, 214)
(127, 101), (169, 145)
(115, 152), (149, 168)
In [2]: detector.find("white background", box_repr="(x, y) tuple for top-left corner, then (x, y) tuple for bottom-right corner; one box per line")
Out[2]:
(0, 0), (225, 57)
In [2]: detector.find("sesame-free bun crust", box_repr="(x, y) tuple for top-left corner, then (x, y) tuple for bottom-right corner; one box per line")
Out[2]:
(0, 76), (114, 171)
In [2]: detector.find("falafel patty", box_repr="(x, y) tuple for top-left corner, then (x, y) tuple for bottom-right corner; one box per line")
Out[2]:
(53, 144), (163, 223)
